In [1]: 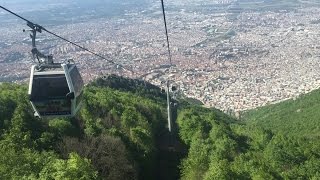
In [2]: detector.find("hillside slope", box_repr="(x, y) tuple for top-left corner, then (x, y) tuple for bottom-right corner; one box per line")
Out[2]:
(1, 76), (320, 179)
(244, 88), (320, 137)
(0, 76), (169, 180)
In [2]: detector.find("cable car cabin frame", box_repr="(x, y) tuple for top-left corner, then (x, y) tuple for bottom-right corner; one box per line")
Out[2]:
(28, 63), (84, 118)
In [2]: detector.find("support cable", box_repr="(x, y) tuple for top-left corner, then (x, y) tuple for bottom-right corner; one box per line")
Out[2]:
(160, 0), (172, 66)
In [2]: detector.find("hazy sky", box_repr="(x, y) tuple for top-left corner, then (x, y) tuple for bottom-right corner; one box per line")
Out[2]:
(0, 0), (150, 26)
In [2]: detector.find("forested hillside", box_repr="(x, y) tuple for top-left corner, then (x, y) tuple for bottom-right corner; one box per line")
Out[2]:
(244, 89), (320, 137)
(177, 107), (320, 179)
(0, 76), (168, 179)
(0, 75), (320, 179)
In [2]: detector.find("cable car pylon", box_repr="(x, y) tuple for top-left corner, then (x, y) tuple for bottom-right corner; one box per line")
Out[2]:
(166, 80), (172, 132)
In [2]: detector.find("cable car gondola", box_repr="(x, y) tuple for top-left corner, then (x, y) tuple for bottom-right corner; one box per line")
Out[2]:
(0, 6), (131, 118)
(28, 62), (83, 118)
(24, 21), (84, 118)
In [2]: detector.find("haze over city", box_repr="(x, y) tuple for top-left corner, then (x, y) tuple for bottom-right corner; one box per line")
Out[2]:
(1, 0), (320, 114)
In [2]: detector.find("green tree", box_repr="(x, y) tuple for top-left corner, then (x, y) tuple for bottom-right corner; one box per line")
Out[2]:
(59, 135), (137, 180)
(39, 152), (97, 179)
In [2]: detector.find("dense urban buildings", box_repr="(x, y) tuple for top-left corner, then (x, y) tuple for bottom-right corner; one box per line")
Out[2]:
(1, 0), (320, 114)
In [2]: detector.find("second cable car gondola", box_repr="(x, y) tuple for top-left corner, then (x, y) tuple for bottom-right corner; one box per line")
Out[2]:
(28, 62), (84, 118)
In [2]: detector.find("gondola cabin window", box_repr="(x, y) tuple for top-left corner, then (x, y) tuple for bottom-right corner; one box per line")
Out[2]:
(31, 74), (71, 116)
